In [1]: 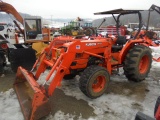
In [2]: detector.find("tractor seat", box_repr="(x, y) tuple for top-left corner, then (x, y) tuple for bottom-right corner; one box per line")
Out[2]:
(112, 36), (127, 52)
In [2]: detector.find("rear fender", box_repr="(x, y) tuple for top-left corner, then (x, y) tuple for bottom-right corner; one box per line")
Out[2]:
(118, 39), (143, 63)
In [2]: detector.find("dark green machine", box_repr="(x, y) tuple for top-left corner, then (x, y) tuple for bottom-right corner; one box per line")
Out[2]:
(60, 21), (84, 36)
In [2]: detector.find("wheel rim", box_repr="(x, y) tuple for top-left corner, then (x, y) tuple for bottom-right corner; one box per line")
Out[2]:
(139, 55), (149, 74)
(92, 75), (106, 93)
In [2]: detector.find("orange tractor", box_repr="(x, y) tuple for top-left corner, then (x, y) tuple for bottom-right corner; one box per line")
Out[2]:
(14, 4), (160, 120)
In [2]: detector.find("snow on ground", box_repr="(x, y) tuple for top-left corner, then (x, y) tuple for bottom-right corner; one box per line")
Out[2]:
(0, 47), (160, 120)
(0, 89), (23, 120)
(150, 46), (160, 59)
(58, 71), (160, 120)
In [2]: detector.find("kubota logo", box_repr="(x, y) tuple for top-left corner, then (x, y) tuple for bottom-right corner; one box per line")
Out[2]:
(86, 43), (96, 46)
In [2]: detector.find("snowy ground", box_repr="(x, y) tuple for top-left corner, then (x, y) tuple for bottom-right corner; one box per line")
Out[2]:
(0, 46), (160, 120)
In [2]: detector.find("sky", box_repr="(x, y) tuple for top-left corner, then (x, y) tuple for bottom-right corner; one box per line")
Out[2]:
(2, 0), (160, 19)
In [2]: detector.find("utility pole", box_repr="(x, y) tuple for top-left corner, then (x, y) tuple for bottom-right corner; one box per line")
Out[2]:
(51, 15), (53, 24)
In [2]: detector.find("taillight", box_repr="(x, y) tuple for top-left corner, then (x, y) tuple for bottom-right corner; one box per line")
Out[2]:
(1, 43), (8, 49)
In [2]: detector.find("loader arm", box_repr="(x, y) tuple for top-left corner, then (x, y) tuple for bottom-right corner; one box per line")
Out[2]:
(13, 40), (79, 120)
(0, 1), (27, 37)
(0, 2), (23, 25)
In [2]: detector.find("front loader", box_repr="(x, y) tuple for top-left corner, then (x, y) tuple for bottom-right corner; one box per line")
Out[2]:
(14, 37), (152, 120)
(14, 4), (160, 120)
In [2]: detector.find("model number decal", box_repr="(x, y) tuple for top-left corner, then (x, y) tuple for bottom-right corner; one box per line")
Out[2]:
(76, 45), (80, 49)
(86, 43), (96, 46)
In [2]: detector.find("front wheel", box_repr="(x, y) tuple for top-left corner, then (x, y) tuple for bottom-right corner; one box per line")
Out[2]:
(123, 45), (152, 82)
(85, 28), (93, 36)
(79, 65), (110, 99)
(63, 74), (76, 80)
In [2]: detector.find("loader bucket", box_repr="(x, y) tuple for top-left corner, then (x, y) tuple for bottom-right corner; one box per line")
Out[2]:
(32, 42), (48, 58)
(14, 66), (51, 120)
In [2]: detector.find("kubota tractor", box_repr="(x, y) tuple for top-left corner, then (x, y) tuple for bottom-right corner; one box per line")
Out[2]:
(14, 4), (160, 120)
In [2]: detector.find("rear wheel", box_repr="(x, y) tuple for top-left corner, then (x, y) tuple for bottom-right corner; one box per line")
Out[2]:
(0, 52), (5, 73)
(0, 51), (6, 65)
(66, 29), (72, 35)
(79, 65), (110, 99)
(85, 28), (93, 36)
(123, 45), (152, 82)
